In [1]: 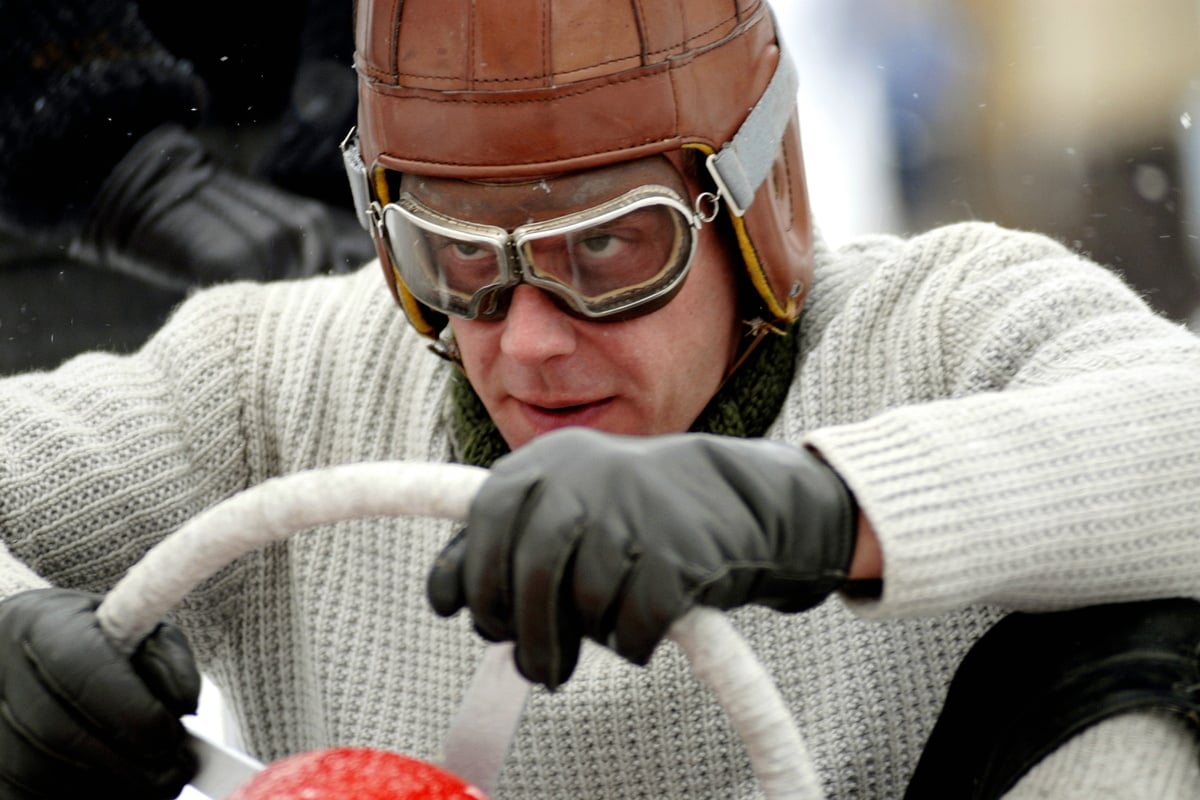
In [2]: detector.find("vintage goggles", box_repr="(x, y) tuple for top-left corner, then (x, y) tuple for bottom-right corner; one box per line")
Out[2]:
(343, 132), (720, 322)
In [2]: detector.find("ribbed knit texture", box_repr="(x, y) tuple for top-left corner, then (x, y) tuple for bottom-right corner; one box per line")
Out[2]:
(3, 222), (1200, 797)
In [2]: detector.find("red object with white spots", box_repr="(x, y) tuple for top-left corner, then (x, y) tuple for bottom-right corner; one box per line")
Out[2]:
(227, 747), (489, 800)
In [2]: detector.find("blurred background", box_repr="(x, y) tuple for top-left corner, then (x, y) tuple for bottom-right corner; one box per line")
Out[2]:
(778, 0), (1200, 327)
(0, 0), (371, 375)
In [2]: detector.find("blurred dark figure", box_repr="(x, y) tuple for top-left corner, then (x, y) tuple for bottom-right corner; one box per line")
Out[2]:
(0, 0), (372, 373)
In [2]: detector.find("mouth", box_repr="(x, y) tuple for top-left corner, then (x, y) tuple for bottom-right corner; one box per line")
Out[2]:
(535, 400), (600, 414)
(517, 396), (614, 432)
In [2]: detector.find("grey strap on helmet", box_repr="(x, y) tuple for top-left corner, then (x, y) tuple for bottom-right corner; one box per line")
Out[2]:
(704, 17), (799, 218)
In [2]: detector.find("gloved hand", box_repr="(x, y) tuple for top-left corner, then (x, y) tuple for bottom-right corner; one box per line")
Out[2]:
(0, 588), (201, 799)
(69, 123), (373, 292)
(428, 429), (859, 689)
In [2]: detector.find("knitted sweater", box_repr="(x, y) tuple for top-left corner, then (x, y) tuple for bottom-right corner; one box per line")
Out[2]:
(2, 221), (1200, 798)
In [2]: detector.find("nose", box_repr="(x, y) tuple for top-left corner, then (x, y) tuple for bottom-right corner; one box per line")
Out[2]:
(499, 284), (577, 363)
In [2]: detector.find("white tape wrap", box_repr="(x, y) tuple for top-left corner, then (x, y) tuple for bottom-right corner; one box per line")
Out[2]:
(96, 461), (825, 800)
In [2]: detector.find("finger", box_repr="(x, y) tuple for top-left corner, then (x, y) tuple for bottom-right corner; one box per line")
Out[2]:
(570, 512), (638, 644)
(609, 554), (692, 667)
(28, 597), (184, 757)
(0, 646), (192, 796)
(131, 624), (201, 717)
(427, 528), (470, 617)
(513, 622), (582, 691)
(511, 520), (586, 690)
(0, 708), (102, 798)
(462, 470), (548, 642)
(471, 620), (505, 643)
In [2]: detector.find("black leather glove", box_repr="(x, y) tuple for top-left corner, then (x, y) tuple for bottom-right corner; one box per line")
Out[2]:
(428, 429), (859, 689)
(69, 123), (373, 292)
(0, 588), (201, 799)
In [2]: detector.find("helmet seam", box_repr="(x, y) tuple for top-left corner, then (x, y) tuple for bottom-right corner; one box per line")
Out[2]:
(362, 67), (665, 104)
(359, 8), (749, 87)
(539, 0), (551, 85)
(370, 140), (686, 170)
(631, 0), (650, 64)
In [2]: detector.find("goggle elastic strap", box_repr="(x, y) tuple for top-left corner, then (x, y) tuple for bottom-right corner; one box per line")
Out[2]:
(703, 8), (799, 217)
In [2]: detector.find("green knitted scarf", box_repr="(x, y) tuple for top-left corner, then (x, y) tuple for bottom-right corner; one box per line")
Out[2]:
(446, 323), (800, 468)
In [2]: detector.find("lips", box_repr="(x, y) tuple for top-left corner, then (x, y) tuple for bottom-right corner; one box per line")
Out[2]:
(536, 400), (597, 414)
(517, 396), (614, 434)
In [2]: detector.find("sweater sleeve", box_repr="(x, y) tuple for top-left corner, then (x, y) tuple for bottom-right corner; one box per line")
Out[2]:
(0, 280), (256, 599)
(804, 222), (1200, 618)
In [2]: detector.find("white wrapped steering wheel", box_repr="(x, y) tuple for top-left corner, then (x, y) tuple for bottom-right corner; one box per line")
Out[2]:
(95, 462), (825, 799)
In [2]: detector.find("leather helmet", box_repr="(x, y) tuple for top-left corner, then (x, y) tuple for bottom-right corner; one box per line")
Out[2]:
(350, 0), (812, 338)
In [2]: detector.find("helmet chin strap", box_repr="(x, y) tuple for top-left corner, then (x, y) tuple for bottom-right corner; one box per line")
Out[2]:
(719, 314), (791, 391)
(429, 331), (463, 366)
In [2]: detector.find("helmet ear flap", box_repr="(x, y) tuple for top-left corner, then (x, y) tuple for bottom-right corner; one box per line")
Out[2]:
(691, 112), (813, 327)
(736, 112), (813, 324)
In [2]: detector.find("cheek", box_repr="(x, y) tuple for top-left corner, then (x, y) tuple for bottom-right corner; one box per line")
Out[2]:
(448, 318), (494, 367)
(673, 241), (741, 362)
(623, 248), (742, 427)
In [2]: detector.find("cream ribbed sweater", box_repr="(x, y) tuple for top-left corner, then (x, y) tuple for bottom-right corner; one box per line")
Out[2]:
(2, 221), (1199, 798)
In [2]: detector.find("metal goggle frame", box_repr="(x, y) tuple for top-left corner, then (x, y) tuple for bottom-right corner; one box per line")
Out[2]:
(382, 185), (718, 321)
(343, 130), (719, 322)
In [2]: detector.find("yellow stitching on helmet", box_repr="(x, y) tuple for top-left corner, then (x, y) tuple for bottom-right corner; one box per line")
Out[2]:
(728, 212), (788, 321)
(683, 143), (788, 321)
(393, 263), (438, 337)
(372, 164), (391, 204)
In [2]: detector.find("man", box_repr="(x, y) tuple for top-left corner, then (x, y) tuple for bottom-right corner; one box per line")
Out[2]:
(1, 1), (1199, 798)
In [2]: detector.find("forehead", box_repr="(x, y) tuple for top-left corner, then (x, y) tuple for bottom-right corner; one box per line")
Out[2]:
(397, 153), (691, 228)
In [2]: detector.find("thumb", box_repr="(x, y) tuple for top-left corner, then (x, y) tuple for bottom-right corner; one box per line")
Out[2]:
(131, 623), (202, 717)
(427, 528), (470, 618)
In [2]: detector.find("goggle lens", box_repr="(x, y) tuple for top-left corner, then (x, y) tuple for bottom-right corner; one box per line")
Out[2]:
(378, 186), (702, 321)
(518, 204), (689, 313)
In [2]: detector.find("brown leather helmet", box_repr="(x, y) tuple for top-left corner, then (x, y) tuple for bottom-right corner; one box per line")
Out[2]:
(345, 0), (812, 339)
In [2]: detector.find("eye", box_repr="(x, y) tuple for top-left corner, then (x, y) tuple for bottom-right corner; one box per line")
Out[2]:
(577, 233), (623, 257)
(429, 236), (498, 270)
(426, 235), (501, 293)
(448, 241), (492, 261)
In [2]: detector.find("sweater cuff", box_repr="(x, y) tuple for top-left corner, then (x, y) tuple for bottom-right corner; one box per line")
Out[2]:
(807, 410), (950, 618)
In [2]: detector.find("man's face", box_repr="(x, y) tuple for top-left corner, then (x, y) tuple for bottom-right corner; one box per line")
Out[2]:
(406, 155), (742, 450)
